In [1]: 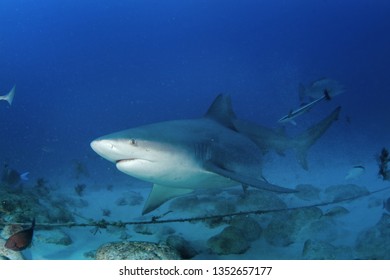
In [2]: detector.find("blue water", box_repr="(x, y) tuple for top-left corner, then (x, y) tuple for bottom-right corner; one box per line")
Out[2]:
(1, 0), (390, 259)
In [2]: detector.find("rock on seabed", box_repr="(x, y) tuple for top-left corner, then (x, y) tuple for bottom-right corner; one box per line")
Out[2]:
(95, 241), (181, 260)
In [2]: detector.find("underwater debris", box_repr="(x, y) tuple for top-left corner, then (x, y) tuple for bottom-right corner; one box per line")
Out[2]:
(4, 218), (35, 251)
(378, 148), (390, 180)
(74, 184), (86, 197)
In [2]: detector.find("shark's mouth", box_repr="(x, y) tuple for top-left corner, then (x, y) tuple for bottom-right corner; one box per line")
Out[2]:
(116, 158), (154, 165)
(116, 159), (136, 163)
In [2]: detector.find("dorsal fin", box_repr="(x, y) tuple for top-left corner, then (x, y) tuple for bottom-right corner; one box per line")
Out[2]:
(204, 94), (237, 130)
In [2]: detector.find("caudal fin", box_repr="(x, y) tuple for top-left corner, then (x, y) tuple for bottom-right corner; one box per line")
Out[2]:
(1, 85), (16, 105)
(293, 106), (341, 170)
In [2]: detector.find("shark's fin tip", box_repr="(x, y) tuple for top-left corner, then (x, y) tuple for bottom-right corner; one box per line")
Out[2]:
(143, 184), (194, 215)
(204, 94), (237, 130)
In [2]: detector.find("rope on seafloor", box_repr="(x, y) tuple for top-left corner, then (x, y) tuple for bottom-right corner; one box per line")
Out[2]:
(1, 186), (390, 229)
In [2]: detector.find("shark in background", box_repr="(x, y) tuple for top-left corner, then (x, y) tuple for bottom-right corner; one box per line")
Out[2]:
(279, 78), (344, 125)
(91, 94), (340, 214)
(299, 78), (345, 103)
(0, 86), (16, 106)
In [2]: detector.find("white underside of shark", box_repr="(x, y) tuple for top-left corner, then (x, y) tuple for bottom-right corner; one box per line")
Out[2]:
(91, 94), (340, 214)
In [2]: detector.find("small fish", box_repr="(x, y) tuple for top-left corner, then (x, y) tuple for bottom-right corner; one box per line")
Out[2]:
(384, 198), (390, 213)
(4, 218), (35, 251)
(0, 85), (16, 105)
(345, 165), (365, 180)
(278, 91), (330, 125)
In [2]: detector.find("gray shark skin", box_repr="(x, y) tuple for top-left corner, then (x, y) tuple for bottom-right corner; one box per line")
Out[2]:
(91, 94), (339, 214)
(211, 94), (340, 169)
(91, 95), (297, 214)
(0, 86), (16, 106)
(235, 104), (341, 170)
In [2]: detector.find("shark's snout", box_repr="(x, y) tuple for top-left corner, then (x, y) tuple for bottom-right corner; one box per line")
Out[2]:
(91, 139), (125, 162)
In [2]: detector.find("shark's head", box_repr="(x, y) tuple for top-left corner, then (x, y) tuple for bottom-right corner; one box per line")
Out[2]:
(91, 131), (150, 163)
(90, 125), (197, 184)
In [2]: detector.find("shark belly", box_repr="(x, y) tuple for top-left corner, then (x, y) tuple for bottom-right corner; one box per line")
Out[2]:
(115, 153), (236, 190)
(114, 149), (238, 215)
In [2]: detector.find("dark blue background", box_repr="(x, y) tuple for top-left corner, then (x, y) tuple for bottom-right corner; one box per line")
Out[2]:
(1, 0), (389, 179)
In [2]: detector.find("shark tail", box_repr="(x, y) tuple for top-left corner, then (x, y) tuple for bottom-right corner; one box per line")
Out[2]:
(1, 85), (16, 105)
(292, 106), (341, 170)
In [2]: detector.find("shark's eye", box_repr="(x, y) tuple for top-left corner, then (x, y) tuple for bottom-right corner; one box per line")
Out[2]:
(130, 139), (136, 145)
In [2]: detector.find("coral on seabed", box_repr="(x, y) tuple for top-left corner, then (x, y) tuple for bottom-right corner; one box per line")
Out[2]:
(95, 241), (181, 260)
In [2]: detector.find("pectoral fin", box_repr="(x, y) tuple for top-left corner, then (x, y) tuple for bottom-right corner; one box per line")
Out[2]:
(204, 161), (296, 193)
(143, 184), (194, 215)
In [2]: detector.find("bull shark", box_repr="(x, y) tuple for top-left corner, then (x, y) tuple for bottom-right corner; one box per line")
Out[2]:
(91, 94), (340, 214)
(0, 85), (16, 106)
